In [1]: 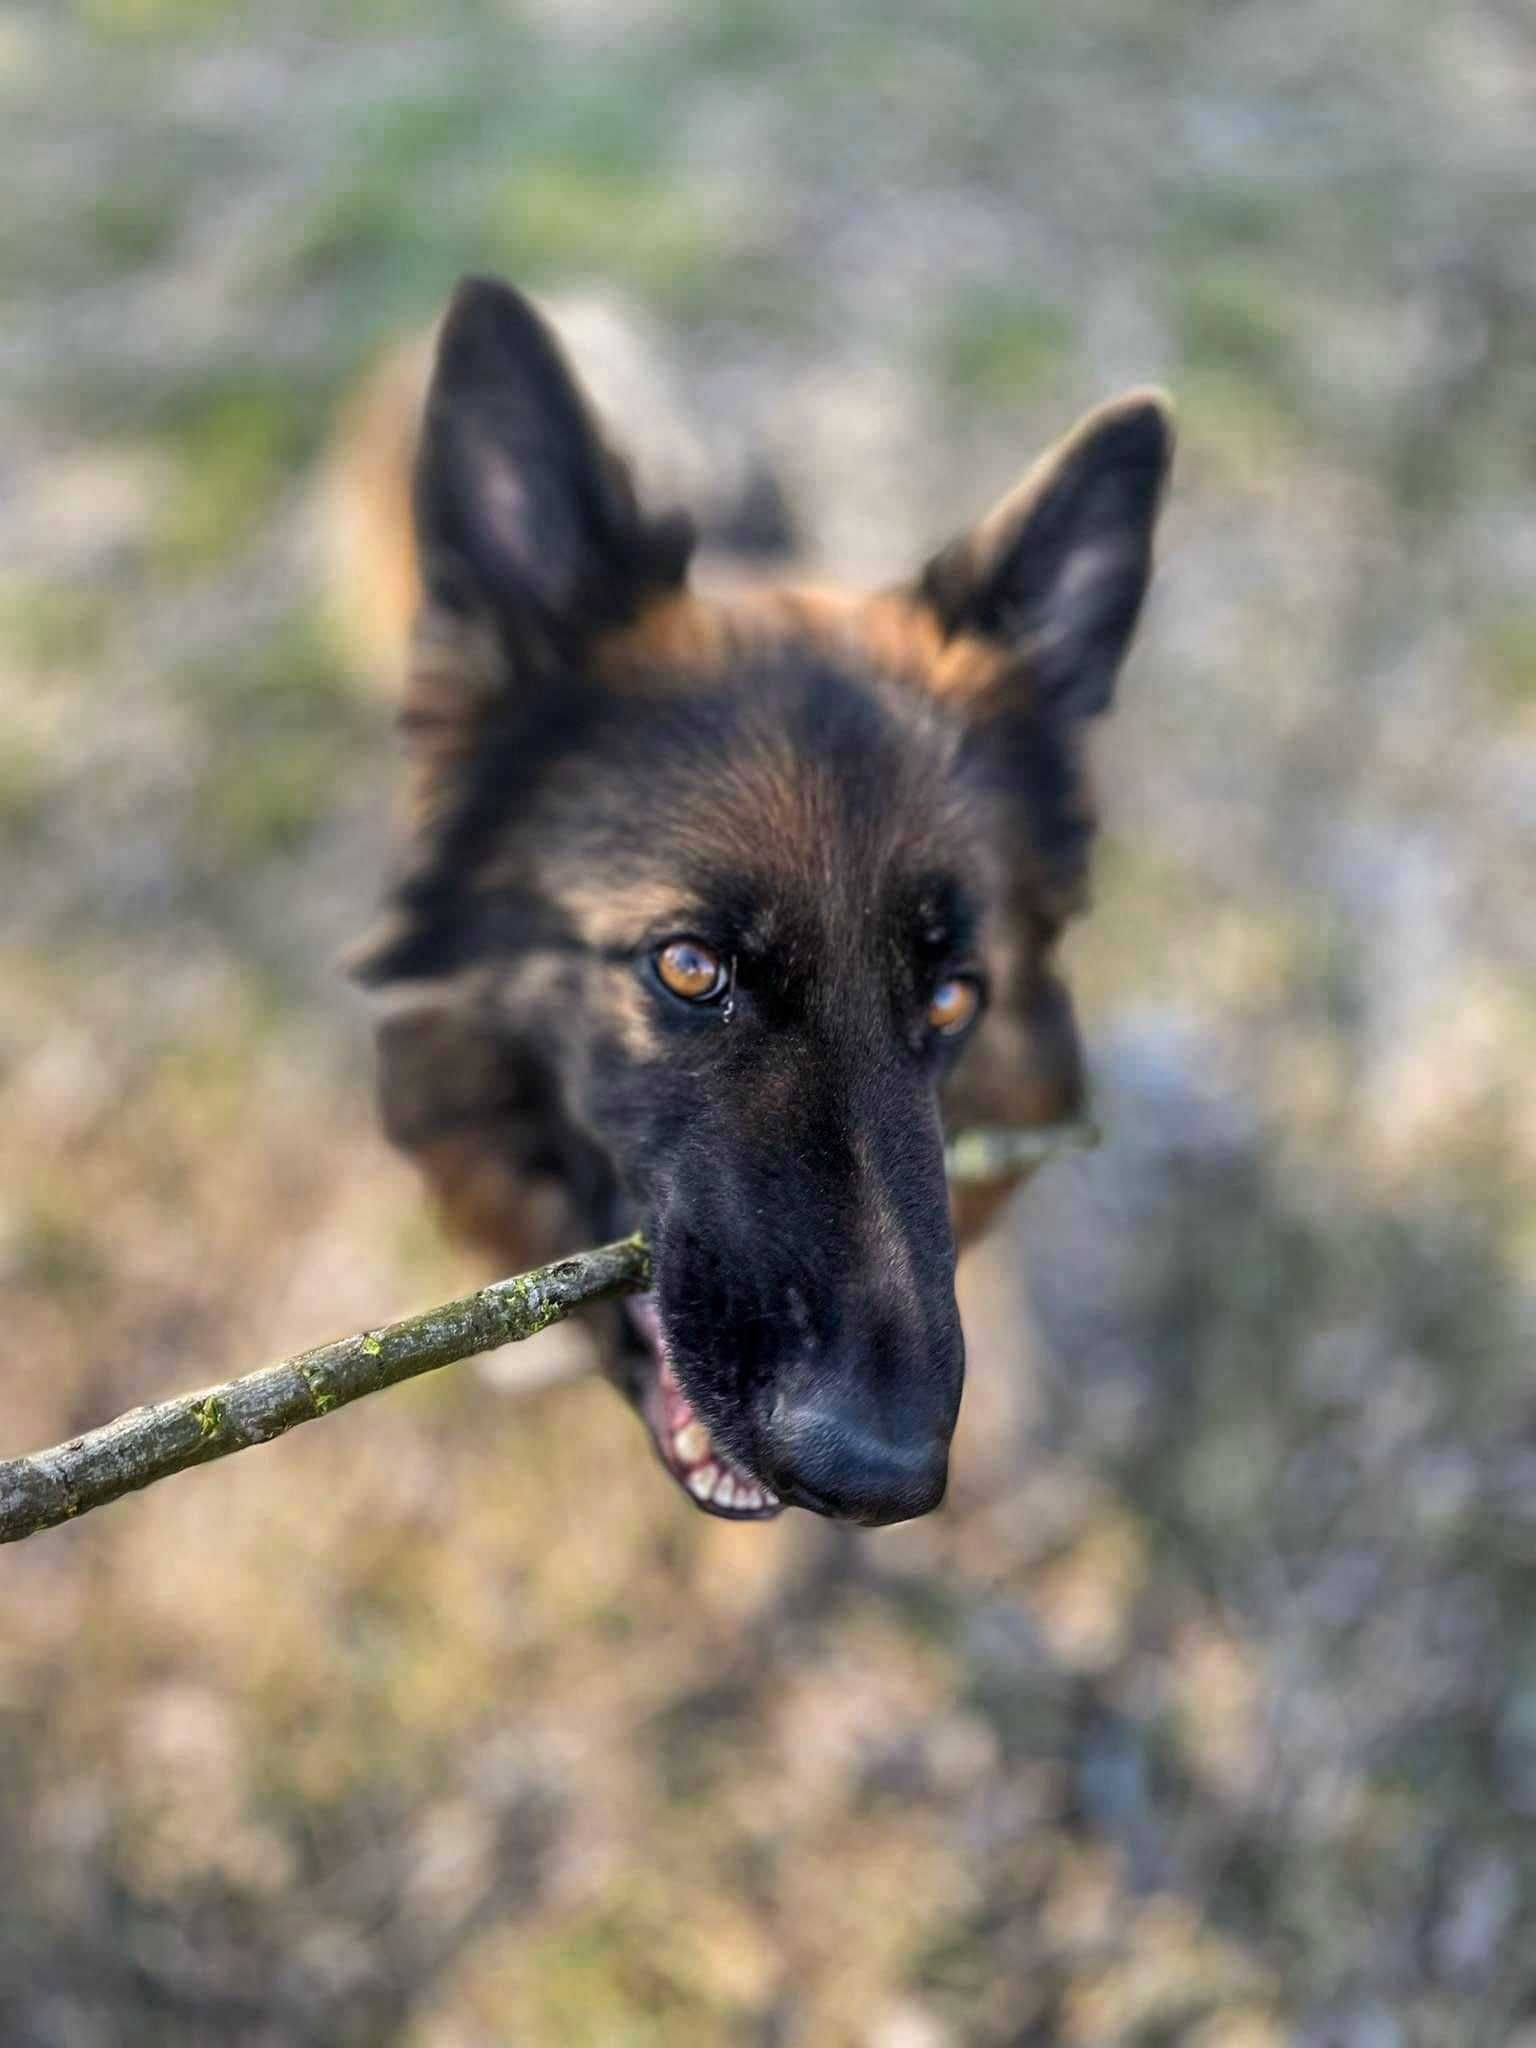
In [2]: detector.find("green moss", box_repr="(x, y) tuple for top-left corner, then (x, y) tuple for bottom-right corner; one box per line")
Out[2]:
(298, 1362), (338, 1414)
(192, 1395), (224, 1440)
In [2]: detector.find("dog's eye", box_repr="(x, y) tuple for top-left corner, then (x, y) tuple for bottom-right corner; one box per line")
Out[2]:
(926, 975), (981, 1037)
(655, 938), (728, 1003)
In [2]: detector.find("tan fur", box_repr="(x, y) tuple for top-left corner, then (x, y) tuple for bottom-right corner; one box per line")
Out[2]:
(853, 592), (1020, 707)
(413, 1130), (575, 1271)
(596, 584), (1015, 714)
(538, 873), (699, 953)
(596, 969), (665, 1062)
(321, 333), (432, 692)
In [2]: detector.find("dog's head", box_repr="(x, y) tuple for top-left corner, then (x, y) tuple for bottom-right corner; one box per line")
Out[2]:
(352, 278), (1172, 1526)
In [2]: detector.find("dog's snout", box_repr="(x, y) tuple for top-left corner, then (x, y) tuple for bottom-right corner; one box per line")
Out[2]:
(762, 1401), (951, 1526)
(651, 1058), (964, 1526)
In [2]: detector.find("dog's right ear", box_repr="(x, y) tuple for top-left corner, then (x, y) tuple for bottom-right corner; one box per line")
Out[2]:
(414, 276), (695, 669)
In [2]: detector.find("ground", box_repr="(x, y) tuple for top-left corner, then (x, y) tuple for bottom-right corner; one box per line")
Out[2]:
(2, 2), (1535, 2042)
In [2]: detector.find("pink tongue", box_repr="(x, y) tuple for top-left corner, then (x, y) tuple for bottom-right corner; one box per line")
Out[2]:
(629, 1296), (696, 1427)
(630, 1297), (707, 1442)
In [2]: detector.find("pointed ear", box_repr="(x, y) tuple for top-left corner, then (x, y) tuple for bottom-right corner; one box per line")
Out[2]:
(919, 390), (1173, 721)
(414, 276), (695, 660)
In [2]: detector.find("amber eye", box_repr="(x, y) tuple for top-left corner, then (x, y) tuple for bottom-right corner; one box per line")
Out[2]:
(926, 975), (981, 1037)
(655, 938), (729, 1003)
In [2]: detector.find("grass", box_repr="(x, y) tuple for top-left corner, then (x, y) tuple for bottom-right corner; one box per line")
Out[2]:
(1176, 260), (1305, 393)
(0, 579), (117, 672)
(936, 290), (1077, 407)
(172, 614), (375, 863)
(1472, 608), (1536, 710)
(257, 58), (718, 321)
(87, 184), (183, 269)
(490, 163), (727, 304)
(148, 386), (313, 574)
(80, 0), (243, 40)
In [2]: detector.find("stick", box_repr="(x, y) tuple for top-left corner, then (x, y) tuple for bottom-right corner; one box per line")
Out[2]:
(0, 1236), (650, 1546)
(0, 1120), (1098, 1546)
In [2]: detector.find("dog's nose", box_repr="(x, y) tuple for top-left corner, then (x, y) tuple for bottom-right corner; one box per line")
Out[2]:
(764, 1404), (950, 1526)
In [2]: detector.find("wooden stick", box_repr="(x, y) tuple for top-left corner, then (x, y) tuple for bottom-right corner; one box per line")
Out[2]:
(0, 1236), (649, 1545)
(0, 1120), (1098, 1546)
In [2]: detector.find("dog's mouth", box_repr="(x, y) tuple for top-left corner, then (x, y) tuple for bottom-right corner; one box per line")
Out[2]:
(623, 1295), (783, 1521)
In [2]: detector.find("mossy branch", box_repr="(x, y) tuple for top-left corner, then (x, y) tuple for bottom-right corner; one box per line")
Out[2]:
(1, 1236), (651, 1547)
(0, 1121), (1096, 1547)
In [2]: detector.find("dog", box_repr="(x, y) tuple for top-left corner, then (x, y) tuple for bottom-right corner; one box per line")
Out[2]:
(341, 276), (1172, 1527)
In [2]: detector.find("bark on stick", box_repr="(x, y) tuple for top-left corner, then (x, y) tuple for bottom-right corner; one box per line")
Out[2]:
(1, 1236), (650, 1545)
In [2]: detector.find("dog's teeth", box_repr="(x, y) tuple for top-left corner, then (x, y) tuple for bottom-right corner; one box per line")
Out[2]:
(715, 1473), (738, 1508)
(672, 1420), (710, 1464)
(686, 1464), (720, 1502)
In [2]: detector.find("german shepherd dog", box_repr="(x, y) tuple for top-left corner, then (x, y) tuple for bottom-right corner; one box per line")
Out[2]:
(345, 277), (1172, 1528)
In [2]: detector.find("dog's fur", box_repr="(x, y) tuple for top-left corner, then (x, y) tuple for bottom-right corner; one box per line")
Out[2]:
(342, 277), (1172, 1525)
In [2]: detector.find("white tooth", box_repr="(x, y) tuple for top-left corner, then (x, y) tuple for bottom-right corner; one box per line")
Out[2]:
(735, 1485), (761, 1509)
(686, 1464), (719, 1502)
(672, 1420), (710, 1464)
(714, 1473), (737, 1508)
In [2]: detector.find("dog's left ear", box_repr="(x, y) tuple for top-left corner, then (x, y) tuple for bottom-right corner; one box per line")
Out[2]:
(919, 390), (1174, 722)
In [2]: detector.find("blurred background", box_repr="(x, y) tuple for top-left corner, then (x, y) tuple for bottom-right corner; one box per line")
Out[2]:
(3, 2), (1534, 2042)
